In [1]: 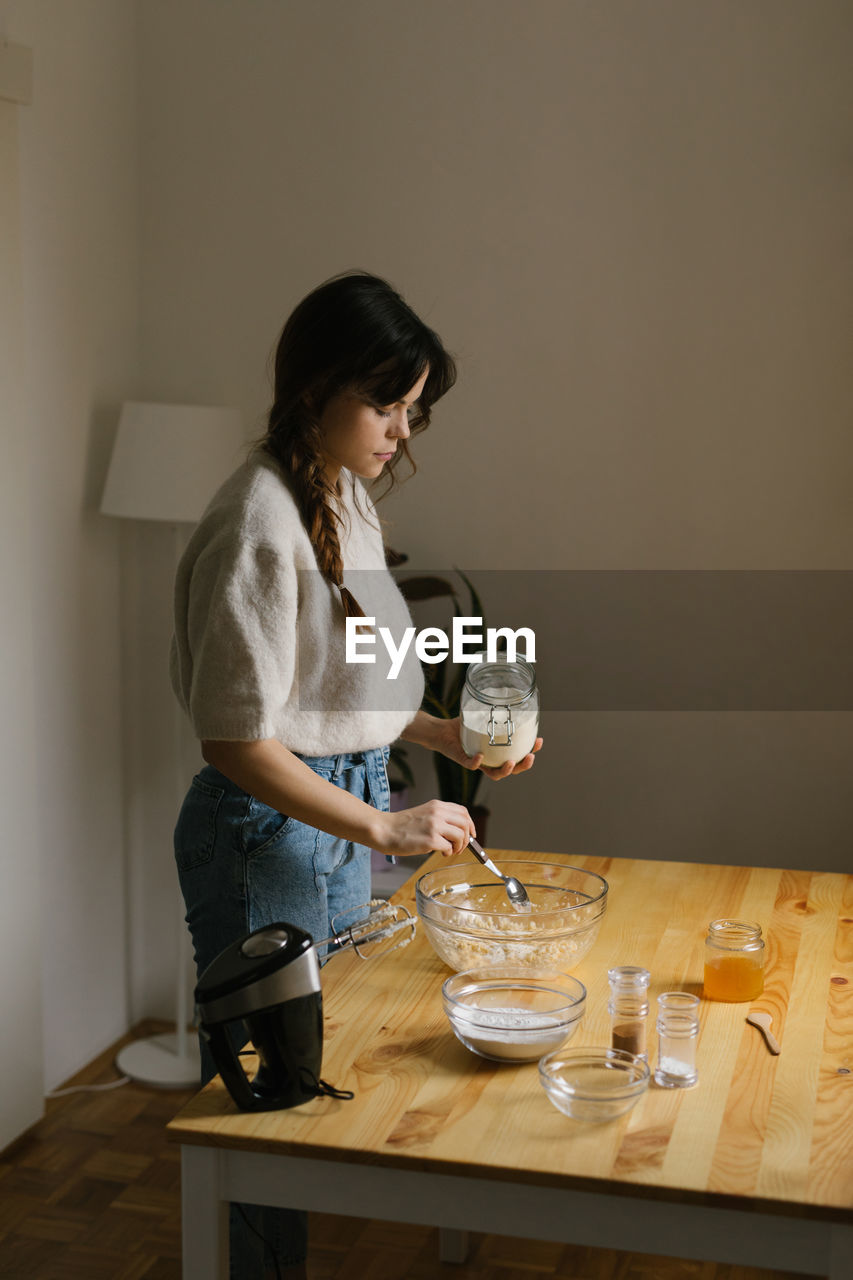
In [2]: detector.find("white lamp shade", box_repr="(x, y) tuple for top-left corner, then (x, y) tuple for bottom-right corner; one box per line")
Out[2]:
(100, 401), (245, 524)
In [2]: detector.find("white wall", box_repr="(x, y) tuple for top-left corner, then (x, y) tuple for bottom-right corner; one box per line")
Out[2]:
(0, 89), (42, 1149)
(3, 0), (138, 1092)
(0, 0), (848, 1085)
(129, 0), (853, 954)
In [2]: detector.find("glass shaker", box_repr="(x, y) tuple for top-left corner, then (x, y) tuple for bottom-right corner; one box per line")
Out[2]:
(460, 654), (539, 768)
(703, 919), (765, 1002)
(608, 966), (650, 1061)
(654, 992), (700, 1089)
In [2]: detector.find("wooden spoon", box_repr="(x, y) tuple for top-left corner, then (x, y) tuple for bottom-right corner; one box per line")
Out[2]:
(746, 1010), (781, 1055)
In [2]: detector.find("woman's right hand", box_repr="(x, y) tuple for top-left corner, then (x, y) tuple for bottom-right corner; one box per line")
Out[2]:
(372, 799), (476, 858)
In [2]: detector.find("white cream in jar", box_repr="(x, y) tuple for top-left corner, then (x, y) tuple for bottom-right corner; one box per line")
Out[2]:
(461, 686), (539, 765)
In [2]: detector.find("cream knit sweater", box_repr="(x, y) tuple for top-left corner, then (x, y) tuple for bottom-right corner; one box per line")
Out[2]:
(170, 451), (425, 754)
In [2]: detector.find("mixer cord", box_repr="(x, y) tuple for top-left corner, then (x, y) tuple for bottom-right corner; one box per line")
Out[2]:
(235, 1052), (355, 1102)
(311, 1075), (354, 1100)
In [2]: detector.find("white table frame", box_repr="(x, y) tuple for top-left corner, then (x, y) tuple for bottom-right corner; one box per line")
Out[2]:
(179, 1143), (852, 1279)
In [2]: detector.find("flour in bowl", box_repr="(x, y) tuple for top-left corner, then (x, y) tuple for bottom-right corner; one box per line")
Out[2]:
(452, 1006), (573, 1061)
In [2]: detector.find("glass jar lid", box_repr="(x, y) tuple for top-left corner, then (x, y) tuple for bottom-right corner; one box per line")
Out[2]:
(607, 965), (651, 991)
(464, 654), (537, 707)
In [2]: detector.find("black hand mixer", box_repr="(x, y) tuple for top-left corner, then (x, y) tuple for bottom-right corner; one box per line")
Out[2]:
(194, 899), (416, 1112)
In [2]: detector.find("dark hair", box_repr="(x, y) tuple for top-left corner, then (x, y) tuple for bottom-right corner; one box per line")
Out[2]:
(263, 271), (456, 617)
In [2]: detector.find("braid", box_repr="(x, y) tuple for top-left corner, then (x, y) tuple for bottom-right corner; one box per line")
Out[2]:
(275, 422), (366, 621)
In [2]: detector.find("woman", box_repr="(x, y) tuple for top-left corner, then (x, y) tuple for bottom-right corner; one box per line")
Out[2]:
(171, 271), (541, 1279)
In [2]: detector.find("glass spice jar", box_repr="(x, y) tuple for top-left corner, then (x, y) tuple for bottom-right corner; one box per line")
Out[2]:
(607, 966), (651, 1062)
(703, 919), (766, 1002)
(654, 991), (700, 1089)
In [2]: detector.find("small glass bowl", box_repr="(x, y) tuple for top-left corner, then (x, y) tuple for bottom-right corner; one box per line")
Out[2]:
(539, 1047), (650, 1122)
(442, 968), (586, 1063)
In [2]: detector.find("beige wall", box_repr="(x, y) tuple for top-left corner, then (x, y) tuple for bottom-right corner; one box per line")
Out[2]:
(3, 1), (848, 1063)
(131, 0), (852, 909)
(4, 0), (138, 1090)
(0, 92), (42, 1148)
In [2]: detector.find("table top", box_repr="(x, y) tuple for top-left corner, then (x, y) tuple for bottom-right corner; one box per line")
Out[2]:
(167, 851), (853, 1221)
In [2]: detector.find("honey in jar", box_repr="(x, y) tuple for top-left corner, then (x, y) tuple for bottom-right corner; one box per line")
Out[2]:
(703, 919), (765, 1001)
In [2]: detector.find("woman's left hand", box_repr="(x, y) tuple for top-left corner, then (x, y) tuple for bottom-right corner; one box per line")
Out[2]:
(433, 716), (543, 781)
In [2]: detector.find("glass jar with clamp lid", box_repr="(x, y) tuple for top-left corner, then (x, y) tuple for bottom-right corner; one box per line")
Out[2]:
(460, 654), (539, 767)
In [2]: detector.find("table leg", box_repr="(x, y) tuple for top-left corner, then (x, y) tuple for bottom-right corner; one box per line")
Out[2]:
(828, 1222), (853, 1280)
(439, 1228), (470, 1263)
(181, 1144), (228, 1280)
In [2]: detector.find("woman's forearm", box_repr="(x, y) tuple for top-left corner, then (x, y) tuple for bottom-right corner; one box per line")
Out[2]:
(200, 733), (478, 860)
(201, 738), (384, 849)
(399, 710), (448, 752)
(399, 709), (543, 782)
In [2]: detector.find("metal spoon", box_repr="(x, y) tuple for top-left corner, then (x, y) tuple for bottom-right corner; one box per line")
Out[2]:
(467, 837), (531, 909)
(746, 1009), (781, 1055)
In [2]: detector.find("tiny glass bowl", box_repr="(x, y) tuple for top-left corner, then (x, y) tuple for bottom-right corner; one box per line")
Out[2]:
(416, 861), (608, 973)
(539, 1047), (650, 1122)
(442, 968), (586, 1063)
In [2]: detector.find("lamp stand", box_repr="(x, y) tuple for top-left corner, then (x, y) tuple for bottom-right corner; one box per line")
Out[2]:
(114, 891), (200, 1088)
(115, 524), (201, 1089)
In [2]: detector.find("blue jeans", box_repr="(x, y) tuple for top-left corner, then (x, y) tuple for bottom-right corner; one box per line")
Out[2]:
(174, 746), (390, 1277)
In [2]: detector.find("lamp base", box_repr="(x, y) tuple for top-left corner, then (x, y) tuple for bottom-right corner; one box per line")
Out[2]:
(115, 1032), (200, 1089)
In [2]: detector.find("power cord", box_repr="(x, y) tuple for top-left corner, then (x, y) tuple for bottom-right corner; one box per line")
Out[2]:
(46, 1076), (130, 1098)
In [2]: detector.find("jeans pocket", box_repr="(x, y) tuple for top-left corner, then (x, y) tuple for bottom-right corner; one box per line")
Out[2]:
(175, 776), (224, 872)
(241, 795), (296, 859)
(364, 748), (391, 814)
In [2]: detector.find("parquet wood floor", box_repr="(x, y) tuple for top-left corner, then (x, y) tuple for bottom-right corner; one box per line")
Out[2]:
(0, 1023), (811, 1280)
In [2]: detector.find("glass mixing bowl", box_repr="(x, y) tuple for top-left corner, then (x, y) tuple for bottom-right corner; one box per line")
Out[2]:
(442, 968), (586, 1063)
(416, 860), (608, 973)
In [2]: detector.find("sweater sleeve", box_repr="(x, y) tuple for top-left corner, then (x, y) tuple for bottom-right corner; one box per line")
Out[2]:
(183, 536), (297, 741)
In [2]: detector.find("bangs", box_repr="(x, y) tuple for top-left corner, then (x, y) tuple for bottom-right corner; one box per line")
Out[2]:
(355, 352), (430, 408)
(351, 322), (456, 412)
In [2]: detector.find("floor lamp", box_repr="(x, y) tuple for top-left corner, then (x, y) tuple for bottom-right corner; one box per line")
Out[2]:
(101, 400), (244, 1087)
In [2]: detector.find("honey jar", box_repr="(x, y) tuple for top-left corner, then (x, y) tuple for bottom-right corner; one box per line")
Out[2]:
(703, 919), (765, 1002)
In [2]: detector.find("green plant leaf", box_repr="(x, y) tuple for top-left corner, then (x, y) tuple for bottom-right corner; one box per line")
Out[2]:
(397, 576), (457, 603)
(445, 662), (468, 715)
(433, 752), (464, 806)
(422, 686), (451, 719)
(394, 566), (490, 808)
(455, 566), (485, 622)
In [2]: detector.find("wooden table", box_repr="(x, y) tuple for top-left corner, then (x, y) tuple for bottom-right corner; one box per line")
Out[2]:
(168, 852), (853, 1278)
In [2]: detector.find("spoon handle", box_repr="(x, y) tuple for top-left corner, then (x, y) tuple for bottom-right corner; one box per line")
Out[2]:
(759, 1025), (781, 1055)
(467, 837), (504, 881)
(748, 1017), (781, 1055)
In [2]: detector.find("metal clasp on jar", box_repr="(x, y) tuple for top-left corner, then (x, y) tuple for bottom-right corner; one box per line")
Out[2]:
(487, 704), (515, 746)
